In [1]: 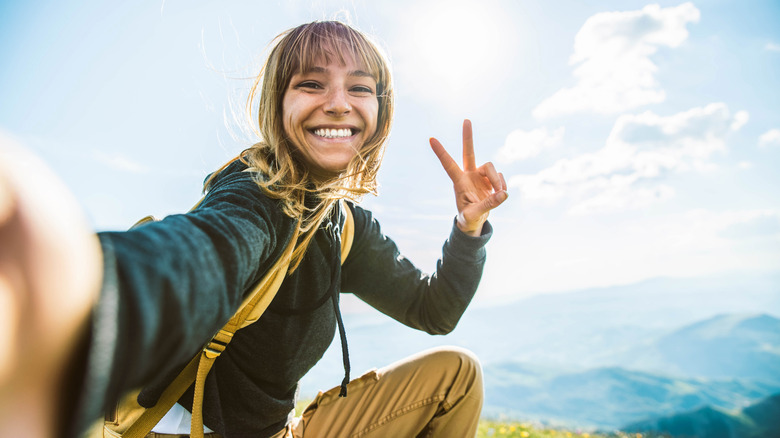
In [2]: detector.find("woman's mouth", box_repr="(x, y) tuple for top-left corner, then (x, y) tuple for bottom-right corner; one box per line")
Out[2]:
(312, 128), (356, 139)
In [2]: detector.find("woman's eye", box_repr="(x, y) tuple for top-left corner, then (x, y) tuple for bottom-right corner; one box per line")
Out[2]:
(351, 86), (374, 94)
(296, 81), (322, 90)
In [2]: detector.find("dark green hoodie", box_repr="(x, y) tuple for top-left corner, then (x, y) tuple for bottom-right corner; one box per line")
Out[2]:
(77, 159), (491, 437)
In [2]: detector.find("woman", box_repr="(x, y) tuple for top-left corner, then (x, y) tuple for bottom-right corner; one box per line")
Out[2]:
(0, 21), (507, 438)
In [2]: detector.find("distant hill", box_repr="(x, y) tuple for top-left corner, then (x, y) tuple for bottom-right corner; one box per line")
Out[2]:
(614, 313), (780, 382)
(656, 314), (780, 381)
(482, 364), (780, 430)
(477, 313), (780, 429)
(624, 392), (780, 438)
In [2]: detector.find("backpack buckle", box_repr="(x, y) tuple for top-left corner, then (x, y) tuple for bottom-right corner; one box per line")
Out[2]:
(204, 329), (233, 358)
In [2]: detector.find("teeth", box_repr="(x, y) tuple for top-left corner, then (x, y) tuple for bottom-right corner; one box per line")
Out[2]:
(314, 128), (353, 138)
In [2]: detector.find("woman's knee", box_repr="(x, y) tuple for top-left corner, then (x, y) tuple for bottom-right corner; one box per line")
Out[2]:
(417, 346), (483, 389)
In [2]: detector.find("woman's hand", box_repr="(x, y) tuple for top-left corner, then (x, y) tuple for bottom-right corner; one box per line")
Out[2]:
(0, 137), (102, 437)
(430, 119), (508, 237)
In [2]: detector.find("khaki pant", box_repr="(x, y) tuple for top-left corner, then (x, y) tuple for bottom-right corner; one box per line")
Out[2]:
(277, 346), (483, 438)
(147, 346), (483, 438)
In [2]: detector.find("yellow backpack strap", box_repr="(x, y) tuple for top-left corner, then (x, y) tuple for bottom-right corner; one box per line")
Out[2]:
(118, 222), (301, 438)
(340, 199), (354, 262)
(187, 203), (353, 436)
(119, 353), (201, 438)
(130, 197), (205, 230)
(188, 223), (301, 438)
(117, 198), (354, 438)
(234, 200), (353, 329)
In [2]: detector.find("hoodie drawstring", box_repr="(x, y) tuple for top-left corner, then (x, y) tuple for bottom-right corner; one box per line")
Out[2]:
(328, 207), (350, 397)
(267, 205), (351, 397)
(332, 281), (351, 397)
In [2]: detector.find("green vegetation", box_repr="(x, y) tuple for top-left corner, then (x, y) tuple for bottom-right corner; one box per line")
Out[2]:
(477, 420), (665, 438)
(478, 420), (602, 437)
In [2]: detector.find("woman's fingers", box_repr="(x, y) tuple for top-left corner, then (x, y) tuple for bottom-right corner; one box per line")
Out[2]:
(478, 162), (504, 193)
(432, 120), (509, 236)
(462, 119), (476, 172)
(429, 137), (462, 182)
(463, 190), (509, 223)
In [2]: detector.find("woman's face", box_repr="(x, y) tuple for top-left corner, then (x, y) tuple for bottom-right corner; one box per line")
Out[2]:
(282, 54), (379, 180)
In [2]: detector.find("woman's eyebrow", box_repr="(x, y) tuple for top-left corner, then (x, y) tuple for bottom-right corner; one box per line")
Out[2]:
(299, 66), (374, 79)
(349, 70), (374, 79)
(302, 66), (328, 74)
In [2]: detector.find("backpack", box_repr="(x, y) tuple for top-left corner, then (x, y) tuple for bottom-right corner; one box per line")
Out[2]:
(91, 199), (354, 438)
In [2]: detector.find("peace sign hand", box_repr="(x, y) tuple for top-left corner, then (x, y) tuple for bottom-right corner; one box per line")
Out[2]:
(430, 119), (508, 237)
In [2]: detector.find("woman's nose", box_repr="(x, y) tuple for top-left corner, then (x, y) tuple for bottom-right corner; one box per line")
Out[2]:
(324, 88), (351, 116)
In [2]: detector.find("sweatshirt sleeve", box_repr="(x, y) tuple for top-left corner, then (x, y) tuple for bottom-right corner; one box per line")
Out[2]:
(74, 170), (295, 432)
(340, 204), (491, 335)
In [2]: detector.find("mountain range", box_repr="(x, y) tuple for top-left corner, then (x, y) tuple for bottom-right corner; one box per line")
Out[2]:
(480, 312), (780, 429)
(482, 361), (780, 429)
(615, 312), (780, 382)
(624, 393), (780, 438)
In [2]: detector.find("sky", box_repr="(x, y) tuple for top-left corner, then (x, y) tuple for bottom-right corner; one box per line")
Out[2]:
(1, 0), (779, 307)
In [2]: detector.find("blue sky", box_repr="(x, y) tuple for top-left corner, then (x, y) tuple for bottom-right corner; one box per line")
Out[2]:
(1, 0), (778, 306)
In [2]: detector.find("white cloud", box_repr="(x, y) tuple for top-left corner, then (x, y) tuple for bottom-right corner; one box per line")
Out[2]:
(730, 111), (749, 131)
(758, 128), (780, 148)
(92, 150), (149, 173)
(737, 161), (753, 170)
(496, 127), (564, 163)
(510, 103), (740, 214)
(533, 2), (700, 119)
(609, 103), (732, 163)
(765, 42), (780, 52)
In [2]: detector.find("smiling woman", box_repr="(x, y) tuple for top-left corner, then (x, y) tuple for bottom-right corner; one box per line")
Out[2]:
(0, 20), (508, 438)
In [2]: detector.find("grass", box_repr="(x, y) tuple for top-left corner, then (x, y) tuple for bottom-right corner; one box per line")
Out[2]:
(477, 420), (667, 438)
(479, 420), (593, 437)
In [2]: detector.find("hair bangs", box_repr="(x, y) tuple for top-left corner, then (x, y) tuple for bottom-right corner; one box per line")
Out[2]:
(285, 22), (388, 93)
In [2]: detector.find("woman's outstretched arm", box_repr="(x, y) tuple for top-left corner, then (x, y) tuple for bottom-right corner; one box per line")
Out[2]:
(0, 141), (296, 437)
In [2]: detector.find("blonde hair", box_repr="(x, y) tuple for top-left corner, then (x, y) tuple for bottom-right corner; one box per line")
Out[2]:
(207, 21), (394, 270)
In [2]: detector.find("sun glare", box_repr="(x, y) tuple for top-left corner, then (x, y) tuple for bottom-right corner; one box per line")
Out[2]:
(396, 0), (516, 109)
